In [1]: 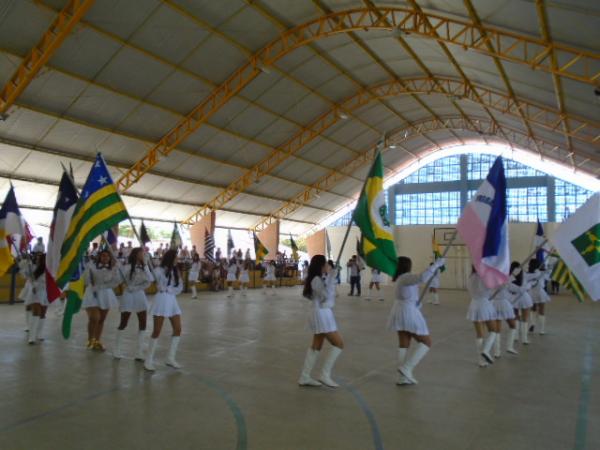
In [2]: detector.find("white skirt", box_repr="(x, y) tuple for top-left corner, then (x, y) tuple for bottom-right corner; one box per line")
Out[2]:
(493, 298), (515, 320)
(371, 274), (382, 283)
(18, 281), (32, 302)
(531, 289), (551, 304)
(226, 273), (237, 282)
(24, 290), (49, 307)
(307, 307), (337, 334)
(82, 288), (118, 310)
(188, 271), (199, 283)
(150, 292), (181, 317)
(512, 291), (534, 310)
(387, 300), (429, 335)
(264, 274), (276, 281)
(466, 298), (497, 322)
(119, 290), (149, 313)
(238, 273), (250, 283)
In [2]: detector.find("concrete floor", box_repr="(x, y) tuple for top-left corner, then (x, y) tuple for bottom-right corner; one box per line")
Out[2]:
(0, 286), (598, 450)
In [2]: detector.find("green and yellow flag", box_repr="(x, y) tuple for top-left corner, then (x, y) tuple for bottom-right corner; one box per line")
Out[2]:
(352, 152), (397, 276)
(253, 232), (269, 263)
(56, 154), (129, 287)
(551, 256), (586, 303)
(432, 235), (446, 272)
(290, 234), (299, 262)
(62, 263), (85, 339)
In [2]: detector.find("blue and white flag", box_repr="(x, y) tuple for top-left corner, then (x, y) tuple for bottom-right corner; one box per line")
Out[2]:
(535, 220), (546, 263)
(457, 156), (510, 288)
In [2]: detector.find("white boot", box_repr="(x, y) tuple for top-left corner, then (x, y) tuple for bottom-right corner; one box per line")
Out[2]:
(319, 347), (343, 388)
(529, 311), (537, 333)
(366, 289), (372, 301)
(37, 318), (45, 341)
(494, 331), (501, 358)
(113, 329), (124, 359)
(25, 309), (31, 332)
(166, 336), (182, 369)
(144, 338), (158, 371)
(506, 328), (518, 355)
(271, 285), (276, 296)
(427, 292), (433, 304)
(262, 285), (267, 294)
(396, 347), (410, 385)
(515, 320), (522, 343)
(227, 286), (234, 298)
(28, 316), (39, 344)
(521, 321), (530, 345)
(135, 330), (146, 361)
(476, 338), (488, 367)
(298, 349), (322, 386)
(242, 286), (247, 297)
(481, 332), (496, 364)
(191, 285), (197, 299)
(398, 343), (429, 384)
(378, 291), (384, 302)
(538, 315), (546, 335)
(432, 293), (440, 305)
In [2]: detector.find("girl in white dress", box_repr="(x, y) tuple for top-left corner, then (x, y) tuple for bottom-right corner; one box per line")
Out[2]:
(25, 254), (49, 344)
(507, 262), (534, 345)
(238, 261), (250, 296)
(466, 268), (498, 367)
(145, 249), (183, 371)
(526, 258), (550, 335)
(18, 256), (34, 332)
(366, 269), (384, 301)
(263, 261), (277, 295)
(388, 256), (445, 385)
(189, 253), (201, 299)
(492, 280), (519, 357)
(225, 258), (238, 298)
(114, 248), (153, 360)
(298, 256), (344, 388)
(82, 250), (120, 351)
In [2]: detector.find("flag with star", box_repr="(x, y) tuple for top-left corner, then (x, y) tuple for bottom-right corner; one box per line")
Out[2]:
(56, 153), (129, 288)
(352, 152), (397, 276)
(551, 192), (600, 301)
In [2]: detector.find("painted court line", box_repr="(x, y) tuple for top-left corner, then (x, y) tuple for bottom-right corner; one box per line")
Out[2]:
(574, 335), (594, 450)
(339, 379), (385, 450)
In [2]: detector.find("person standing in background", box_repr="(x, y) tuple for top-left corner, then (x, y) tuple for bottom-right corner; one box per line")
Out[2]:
(347, 255), (363, 297)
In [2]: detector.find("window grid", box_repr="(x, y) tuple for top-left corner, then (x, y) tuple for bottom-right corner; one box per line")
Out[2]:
(467, 154), (543, 180)
(468, 188), (548, 222)
(402, 155), (461, 184)
(395, 191), (461, 225)
(555, 179), (593, 220)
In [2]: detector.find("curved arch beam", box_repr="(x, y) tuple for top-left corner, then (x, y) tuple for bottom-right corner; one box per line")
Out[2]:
(181, 75), (598, 225)
(252, 115), (599, 232)
(116, 6), (599, 193)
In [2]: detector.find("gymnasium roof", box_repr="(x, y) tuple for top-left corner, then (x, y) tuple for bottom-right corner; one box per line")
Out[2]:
(0, 0), (598, 235)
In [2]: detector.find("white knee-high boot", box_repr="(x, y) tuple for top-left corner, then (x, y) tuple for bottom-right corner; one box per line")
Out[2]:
(227, 286), (234, 298)
(271, 285), (276, 295)
(530, 311), (537, 332)
(538, 315), (546, 335)
(366, 288), (372, 301)
(476, 338), (487, 367)
(521, 321), (530, 344)
(298, 349), (321, 386)
(191, 285), (197, 299)
(494, 331), (501, 358)
(25, 309), (31, 331)
(242, 285), (247, 296)
(506, 328), (518, 354)
(28, 316), (39, 344)
(432, 293), (440, 305)
(144, 338), (158, 371)
(135, 330), (146, 361)
(166, 336), (182, 369)
(114, 329), (124, 359)
(319, 347), (343, 388)
(396, 347), (410, 385)
(481, 332), (497, 364)
(398, 343), (429, 384)
(37, 318), (45, 341)
(262, 285), (267, 294)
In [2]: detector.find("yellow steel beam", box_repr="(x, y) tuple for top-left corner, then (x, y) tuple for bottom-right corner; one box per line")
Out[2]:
(0, 0), (95, 116)
(253, 115), (598, 232)
(535, 0), (575, 163)
(116, 6), (600, 194)
(463, 0), (543, 157)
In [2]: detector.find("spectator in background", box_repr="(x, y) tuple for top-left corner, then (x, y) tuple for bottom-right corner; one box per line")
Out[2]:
(32, 237), (45, 254)
(191, 245), (198, 259)
(215, 247), (222, 261)
(180, 246), (191, 260)
(347, 255), (363, 297)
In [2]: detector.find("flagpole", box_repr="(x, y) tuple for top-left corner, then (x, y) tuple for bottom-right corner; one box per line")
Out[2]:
(417, 230), (458, 305)
(334, 137), (386, 268)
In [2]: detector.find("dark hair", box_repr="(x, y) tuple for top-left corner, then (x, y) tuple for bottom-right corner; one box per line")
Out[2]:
(33, 253), (46, 279)
(393, 256), (412, 281)
(128, 247), (143, 280)
(510, 261), (523, 286)
(327, 259), (335, 269)
(161, 249), (179, 287)
(192, 253), (200, 263)
(528, 258), (541, 273)
(96, 250), (112, 269)
(303, 255), (326, 298)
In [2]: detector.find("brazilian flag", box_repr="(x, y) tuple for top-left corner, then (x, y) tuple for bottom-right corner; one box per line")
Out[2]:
(253, 232), (269, 263)
(352, 152), (397, 276)
(432, 235), (446, 272)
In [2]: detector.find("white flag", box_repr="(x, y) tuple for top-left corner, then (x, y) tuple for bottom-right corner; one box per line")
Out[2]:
(551, 193), (600, 301)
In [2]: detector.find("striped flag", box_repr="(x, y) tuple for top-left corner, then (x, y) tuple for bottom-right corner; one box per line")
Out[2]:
(46, 172), (78, 302)
(0, 186), (25, 276)
(253, 232), (269, 263)
(551, 257), (586, 302)
(62, 262), (85, 339)
(56, 153), (129, 288)
(290, 234), (299, 262)
(204, 229), (215, 263)
(432, 234), (446, 272)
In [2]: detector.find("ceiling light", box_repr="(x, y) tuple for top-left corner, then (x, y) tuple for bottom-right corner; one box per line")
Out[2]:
(389, 144), (397, 149)
(338, 111), (348, 120)
(403, 130), (409, 139)
(257, 63), (270, 74)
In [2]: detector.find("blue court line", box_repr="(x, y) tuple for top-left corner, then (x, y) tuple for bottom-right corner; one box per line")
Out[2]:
(187, 373), (248, 450)
(339, 380), (385, 450)
(574, 337), (594, 450)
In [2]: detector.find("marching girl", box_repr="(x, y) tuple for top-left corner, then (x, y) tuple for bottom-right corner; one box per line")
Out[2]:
(466, 267), (498, 367)
(526, 258), (550, 335)
(145, 249), (183, 371)
(18, 256), (34, 332)
(298, 256), (344, 388)
(189, 253), (201, 299)
(426, 263), (441, 305)
(238, 260), (250, 296)
(114, 248), (153, 360)
(507, 262), (533, 345)
(82, 250), (120, 351)
(225, 258), (238, 298)
(389, 256), (445, 385)
(492, 281), (519, 357)
(366, 268), (384, 301)
(263, 260), (277, 295)
(25, 254), (49, 344)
